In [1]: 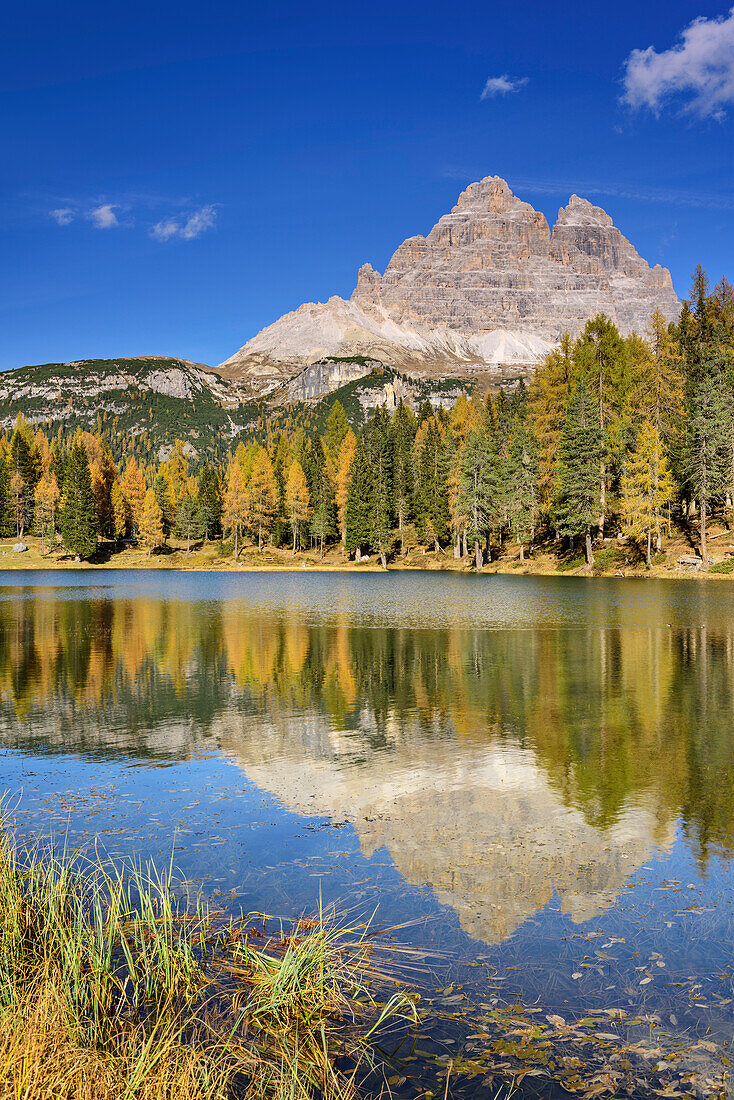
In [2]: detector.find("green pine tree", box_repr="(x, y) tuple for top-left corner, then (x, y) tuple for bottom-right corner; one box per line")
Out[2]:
(0, 453), (9, 537)
(198, 464), (223, 539)
(176, 486), (205, 553)
(684, 369), (732, 564)
(59, 442), (99, 560)
(366, 408), (393, 567)
(553, 380), (603, 565)
(392, 400), (416, 555)
(153, 473), (174, 537)
(345, 431), (373, 560)
(457, 427), (498, 569)
(415, 420), (450, 551)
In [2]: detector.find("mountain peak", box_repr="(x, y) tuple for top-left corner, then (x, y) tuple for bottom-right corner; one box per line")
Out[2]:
(556, 194), (614, 228)
(217, 173), (680, 391)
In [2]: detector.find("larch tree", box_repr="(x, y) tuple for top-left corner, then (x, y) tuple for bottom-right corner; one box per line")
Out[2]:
(121, 458), (147, 536)
(222, 461), (249, 558)
(528, 334), (574, 518)
(111, 480), (128, 540)
(621, 420), (676, 566)
(285, 459), (311, 554)
(34, 473), (60, 554)
(138, 488), (165, 558)
(335, 430), (357, 546)
(248, 450), (279, 551)
(322, 400), (350, 465)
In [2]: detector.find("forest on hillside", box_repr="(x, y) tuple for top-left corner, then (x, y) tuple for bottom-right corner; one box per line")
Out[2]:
(0, 267), (732, 570)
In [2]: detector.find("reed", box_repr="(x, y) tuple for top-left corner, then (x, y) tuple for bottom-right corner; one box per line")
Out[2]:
(0, 821), (415, 1100)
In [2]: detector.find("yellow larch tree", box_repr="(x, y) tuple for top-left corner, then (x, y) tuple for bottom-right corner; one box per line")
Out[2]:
(223, 461), (249, 558)
(34, 472), (60, 554)
(334, 430), (356, 546)
(138, 488), (165, 558)
(247, 450), (279, 551)
(621, 420), (676, 566)
(285, 459), (312, 555)
(120, 458), (147, 535)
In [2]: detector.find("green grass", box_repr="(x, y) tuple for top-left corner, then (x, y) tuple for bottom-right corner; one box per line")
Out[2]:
(556, 555), (585, 572)
(708, 557), (734, 574)
(0, 814), (415, 1100)
(591, 546), (628, 574)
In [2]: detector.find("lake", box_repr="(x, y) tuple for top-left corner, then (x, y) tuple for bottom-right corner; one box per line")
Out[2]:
(1, 570), (732, 1095)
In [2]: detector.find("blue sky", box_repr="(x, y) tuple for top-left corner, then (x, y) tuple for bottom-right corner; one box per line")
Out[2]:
(2, 1), (732, 371)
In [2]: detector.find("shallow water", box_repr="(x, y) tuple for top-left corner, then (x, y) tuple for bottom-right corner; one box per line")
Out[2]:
(1, 570), (732, 1091)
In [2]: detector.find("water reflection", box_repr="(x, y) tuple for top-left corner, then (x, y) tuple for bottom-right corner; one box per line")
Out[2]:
(1, 578), (733, 946)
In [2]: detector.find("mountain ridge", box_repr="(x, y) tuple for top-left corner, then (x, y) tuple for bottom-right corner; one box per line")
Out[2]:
(217, 176), (679, 393)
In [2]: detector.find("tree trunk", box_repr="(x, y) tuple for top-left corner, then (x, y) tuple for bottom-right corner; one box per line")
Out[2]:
(598, 464), (606, 538)
(379, 549), (387, 569)
(292, 528), (296, 556)
(519, 543), (524, 563)
(646, 525), (651, 567)
(234, 527), (238, 559)
(454, 532), (460, 559)
(701, 497), (708, 565)
(474, 540), (482, 571)
(585, 529), (594, 567)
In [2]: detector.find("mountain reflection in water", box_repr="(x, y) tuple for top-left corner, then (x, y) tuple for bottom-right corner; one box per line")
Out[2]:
(1, 576), (733, 948)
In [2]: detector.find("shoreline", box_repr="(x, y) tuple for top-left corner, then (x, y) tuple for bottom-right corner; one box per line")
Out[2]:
(0, 553), (730, 581)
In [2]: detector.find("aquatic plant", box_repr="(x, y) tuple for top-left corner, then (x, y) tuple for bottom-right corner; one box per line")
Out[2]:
(0, 819), (416, 1100)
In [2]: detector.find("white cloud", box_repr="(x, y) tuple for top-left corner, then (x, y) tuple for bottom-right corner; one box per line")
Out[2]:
(50, 208), (74, 226)
(150, 205), (217, 242)
(149, 218), (181, 242)
(622, 7), (734, 119)
(480, 74), (528, 100)
(88, 203), (119, 229)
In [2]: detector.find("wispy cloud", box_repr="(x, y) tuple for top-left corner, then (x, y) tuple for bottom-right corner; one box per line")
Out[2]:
(50, 208), (74, 226)
(480, 74), (528, 100)
(150, 205), (217, 242)
(440, 168), (734, 211)
(88, 203), (120, 229)
(622, 7), (734, 119)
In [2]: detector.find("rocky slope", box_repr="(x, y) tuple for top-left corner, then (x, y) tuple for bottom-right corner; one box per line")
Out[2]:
(0, 357), (255, 459)
(218, 176), (679, 394)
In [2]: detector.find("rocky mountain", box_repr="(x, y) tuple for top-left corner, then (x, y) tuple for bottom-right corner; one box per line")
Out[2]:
(0, 357), (255, 460)
(218, 175), (679, 394)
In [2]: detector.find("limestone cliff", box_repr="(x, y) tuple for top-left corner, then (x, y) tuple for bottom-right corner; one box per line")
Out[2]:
(217, 176), (679, 394)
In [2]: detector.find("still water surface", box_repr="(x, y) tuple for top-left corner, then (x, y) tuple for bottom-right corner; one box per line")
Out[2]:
(1, 570), (732, 1084)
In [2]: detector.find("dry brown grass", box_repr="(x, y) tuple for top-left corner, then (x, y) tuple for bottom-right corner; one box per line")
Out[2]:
(0, 818), (415, 1100)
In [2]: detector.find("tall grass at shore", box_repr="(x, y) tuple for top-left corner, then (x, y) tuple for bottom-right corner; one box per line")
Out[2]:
(0, 822), (415, 1100)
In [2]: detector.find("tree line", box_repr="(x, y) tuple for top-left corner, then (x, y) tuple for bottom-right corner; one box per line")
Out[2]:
(0, 266), (731, 567)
